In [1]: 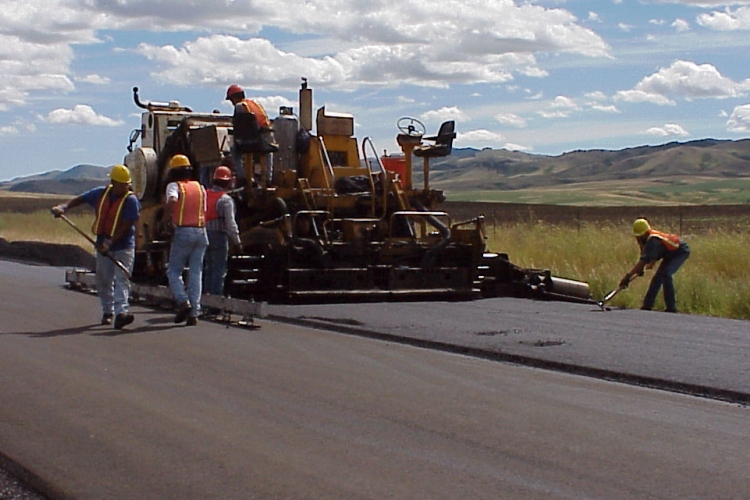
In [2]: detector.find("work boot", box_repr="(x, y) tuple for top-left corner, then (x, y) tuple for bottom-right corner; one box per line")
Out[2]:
(186, 316), (198, 327)
(101, 313), (114, 325)
(114, 313), (134, 330)
(174, 302), (192, 323)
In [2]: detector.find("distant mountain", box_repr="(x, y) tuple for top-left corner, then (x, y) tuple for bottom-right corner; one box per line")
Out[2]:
(426, 139), (750, 191)
(2, 139), (750, 202)
(0, 164), (108, 195)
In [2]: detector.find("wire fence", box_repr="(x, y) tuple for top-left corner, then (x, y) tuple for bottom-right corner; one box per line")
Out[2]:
(445, 202), (750, 236)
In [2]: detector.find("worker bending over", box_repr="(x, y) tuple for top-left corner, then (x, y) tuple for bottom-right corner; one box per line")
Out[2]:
(619, 218), (690, 313)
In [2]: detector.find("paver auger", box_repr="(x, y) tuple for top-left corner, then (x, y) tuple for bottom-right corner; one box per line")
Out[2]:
(120, 80), (591, 304)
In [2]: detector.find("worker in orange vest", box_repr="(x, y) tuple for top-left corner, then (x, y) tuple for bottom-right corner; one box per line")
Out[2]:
(619, 218), (690, 312)
(225, 84), (277, 186)
(165, 154), (208, 326)
(52, 165), (141, 329)
(203, 166), (241, 300)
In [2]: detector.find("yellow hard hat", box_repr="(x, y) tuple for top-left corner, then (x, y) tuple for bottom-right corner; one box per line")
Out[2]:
(169, 154), (191, 169)
(632, 218), (651, 237)
(109, 164), (131, 184)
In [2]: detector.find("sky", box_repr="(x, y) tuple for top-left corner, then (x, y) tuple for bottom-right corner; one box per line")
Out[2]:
(3, 0), (750, 181)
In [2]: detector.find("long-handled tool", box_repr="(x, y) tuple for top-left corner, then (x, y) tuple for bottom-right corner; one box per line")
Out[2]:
(597, 274), (638, 311)
(55, 212), (133, 280)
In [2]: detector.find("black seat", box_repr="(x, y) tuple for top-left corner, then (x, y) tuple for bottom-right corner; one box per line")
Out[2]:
(413, 121), (455, 158)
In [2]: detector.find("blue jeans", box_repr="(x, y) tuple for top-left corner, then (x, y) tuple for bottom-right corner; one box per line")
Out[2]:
(643, 244), (690, 311)
(203, 230), (229, 296)
(96, 248), (135, 317)
(167, 227), (208, 317)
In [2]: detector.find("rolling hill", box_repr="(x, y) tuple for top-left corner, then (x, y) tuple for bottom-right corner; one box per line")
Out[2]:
(425, 138), (750, 205)
(0, 164), (108, 195)
(2, 138), (750, 205)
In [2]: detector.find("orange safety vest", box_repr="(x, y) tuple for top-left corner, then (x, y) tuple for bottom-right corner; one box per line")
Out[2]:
(92, 185), (130, 238)
(204, 189), (224, 222)
(647, 230), (681, 251)
(173, 180), (206, 227)
(240, 99), (270, 129)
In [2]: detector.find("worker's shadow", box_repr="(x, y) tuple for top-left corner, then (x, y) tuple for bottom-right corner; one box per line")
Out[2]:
(5, 313), (184, 338)
(93, 315), (181, 337)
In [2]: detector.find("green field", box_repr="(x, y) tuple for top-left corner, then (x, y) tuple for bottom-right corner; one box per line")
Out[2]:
(444, 178), (750, 206)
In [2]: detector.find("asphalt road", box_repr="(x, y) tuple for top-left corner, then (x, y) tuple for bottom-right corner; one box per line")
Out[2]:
(268, 296), (750, 402)
(1, 260), (749, 499)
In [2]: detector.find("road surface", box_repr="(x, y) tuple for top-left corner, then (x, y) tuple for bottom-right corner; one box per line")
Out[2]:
(1, 260), (748, 499)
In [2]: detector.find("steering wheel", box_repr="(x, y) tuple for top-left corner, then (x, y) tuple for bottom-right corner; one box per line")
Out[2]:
(397, 117), (426, 137)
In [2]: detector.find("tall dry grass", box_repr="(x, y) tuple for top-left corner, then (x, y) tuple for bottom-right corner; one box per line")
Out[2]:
(486, 220), (750, 319)
(0, 211), (94, 249)
(2, 209), (749, 319)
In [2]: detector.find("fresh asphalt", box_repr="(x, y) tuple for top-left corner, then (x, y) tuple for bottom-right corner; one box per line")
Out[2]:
(1, 259), (748, 499)
(266, 296), (750, 405)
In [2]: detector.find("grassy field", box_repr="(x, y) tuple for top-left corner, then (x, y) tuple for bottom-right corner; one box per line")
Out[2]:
(444, 177), (750, 206)
(0, 192), (92, 247)
(1, 192), (748, 320)
(485, 221), (750, 319)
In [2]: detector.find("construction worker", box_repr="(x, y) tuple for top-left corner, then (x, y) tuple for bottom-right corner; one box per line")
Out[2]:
(226, 84), (271, 129)
(619, 218), (690, 313)
(225, 84), (276, 185)
(51, 165), (141, 329)
(165, 154), (208, 326)
(203, 166), (241, 301)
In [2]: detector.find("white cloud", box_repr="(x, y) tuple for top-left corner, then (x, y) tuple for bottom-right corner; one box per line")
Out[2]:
(134, 0), (609, 90)
(647, 0), (750, 5)
(671, 18), (691, 31)
(46, 105), (123, 126)
(0, 120), (36, 135)
(614, 60), (750, 106)
(591, 104), (620, 113)
(1, 0), (612, 111)
(585, 91), (608, 101)
(644, 123), (689, 137)
(76, 74), (112, 85)
(503, 142), (532, 152)
(537, 110), (571, 118)
(697, 7), (750, 30)
(456, 129), (505, 146)
(551, 95), (579, 109)
(614, 90), (676, 106)
(726, 104), (750, 132)
(535, 95), (580, 119)
(495, 112), (527, 128)
(420, 106), (470, 123)
(254, 95), (297, 115)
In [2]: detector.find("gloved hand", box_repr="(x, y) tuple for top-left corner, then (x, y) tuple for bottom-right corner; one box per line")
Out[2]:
(51, 204), (67, 217)
(97, 238), (112, 254)
(618, 275), (631, 289)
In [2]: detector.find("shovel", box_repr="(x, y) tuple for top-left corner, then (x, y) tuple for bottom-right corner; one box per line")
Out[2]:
(55, 212), (133, 280)
(597, 274), (638, 311)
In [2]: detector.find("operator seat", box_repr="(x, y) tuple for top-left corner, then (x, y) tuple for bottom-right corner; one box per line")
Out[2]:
(413, 120), (456, 158)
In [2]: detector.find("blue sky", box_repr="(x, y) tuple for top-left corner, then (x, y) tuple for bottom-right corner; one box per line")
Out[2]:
(3, 0), (750, 181)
